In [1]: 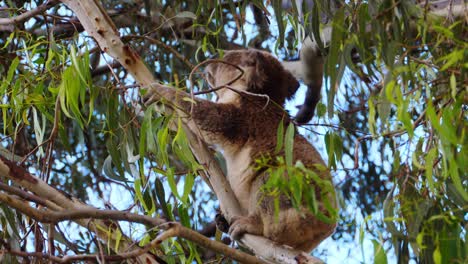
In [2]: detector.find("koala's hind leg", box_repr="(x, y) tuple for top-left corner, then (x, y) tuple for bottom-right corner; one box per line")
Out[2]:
(228, 215), (264, 240)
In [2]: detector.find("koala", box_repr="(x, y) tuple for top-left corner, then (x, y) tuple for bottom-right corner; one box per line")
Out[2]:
(143, 49), (337, 252)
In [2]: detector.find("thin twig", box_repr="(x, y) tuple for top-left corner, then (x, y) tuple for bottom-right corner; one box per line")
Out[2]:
(188, 59), (245, 116)
(188, 59), (244, 93)
(189, 59), (272, 109)
(0, 192), (165, 226)
(0, 0), (60, 25)
(224, 85), (271, 110)
(48, 223), (55, 258)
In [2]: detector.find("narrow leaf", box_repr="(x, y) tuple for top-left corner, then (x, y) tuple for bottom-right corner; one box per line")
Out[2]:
(284, 122), (295, 166)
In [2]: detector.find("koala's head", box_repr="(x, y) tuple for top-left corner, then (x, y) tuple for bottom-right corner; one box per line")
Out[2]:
(205, 49), (300, 106)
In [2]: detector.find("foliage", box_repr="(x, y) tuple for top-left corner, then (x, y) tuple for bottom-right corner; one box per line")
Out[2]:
(257, 155), (337, 224)
(260, 120), (337, 223)
(299, 2), (467, 263)
(0, 0), (466, 263)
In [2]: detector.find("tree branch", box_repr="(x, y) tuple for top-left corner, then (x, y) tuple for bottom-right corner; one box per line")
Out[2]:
(0, 190), (265, 264)
(0, 0), (59, 25)
(0, 157), (163, 263)
(155, 222), (265, 264)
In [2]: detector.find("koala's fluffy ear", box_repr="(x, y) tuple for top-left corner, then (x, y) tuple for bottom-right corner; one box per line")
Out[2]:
(246, 50), (300, 104)
(243, 51), (265, 93)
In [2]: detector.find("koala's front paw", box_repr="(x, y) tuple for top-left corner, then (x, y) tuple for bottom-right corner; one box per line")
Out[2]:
(228, 215), (263, 240)
(142, 88), (161, 106)
(142, 85), (176, 106)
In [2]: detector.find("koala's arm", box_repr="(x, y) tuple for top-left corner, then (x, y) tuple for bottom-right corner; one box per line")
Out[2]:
(143, 85), (246, 143)
(282, 36), (324, 124)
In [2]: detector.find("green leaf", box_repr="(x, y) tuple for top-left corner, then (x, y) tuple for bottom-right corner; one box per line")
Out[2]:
(102, 156), (122, 181)
(448, 159), (468, 202)
(272, 0), (285, 48)
(284, 122), (295, 166)
(416, 232), (424, 248)
(343, 42), (361, 76)
(181, 173), (194, 204)
(433, 245), (442, 264)
(114, 229), (122, 253)
(273, 196), (280, 222)
(326, 7), (345, 117)
(156, 117), (171, 165)
(333, 133), (343, 161)
(377, 90), (391, 131)
(310, 3), (326, 53)
(143, 187), (155, 215)
(0, 205), (20, 237)
(440, 109), (458, 145)
(5, 57), (19, 86)
(31, 107), (46, 156)
(172, 118), (198, 171)
(165, 167), (181, 201)
(425, 148), (438, 194)
(450, 73), (456, 99)
(178, 204), (190, 227)
(324, 132), (332, 167)
(1, 32), (15, 49)
(290, 171), (302, 209)
(305, 186), (317, 214)
(438, 49), (463, 71)
(134, 179), (148, 212)
(316, 102), (326, 117)
(426, 100), (440, 130)
(324, 132), (341, 169)
(70, 46), (88, 85)
(274, 119), (284, 154)
(105, 138), (126, 180)
(372, 239), (388, 264)
(384, 80), (397, 104)
(155, 178), (173, 220)
(382, 40), (397, 68)
(398, 102), (413, 137)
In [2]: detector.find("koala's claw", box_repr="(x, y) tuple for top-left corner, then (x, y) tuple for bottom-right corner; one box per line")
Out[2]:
(228, 215), (262, 241)
(142, 85), (178, 106)
(142, 88), (160, 106)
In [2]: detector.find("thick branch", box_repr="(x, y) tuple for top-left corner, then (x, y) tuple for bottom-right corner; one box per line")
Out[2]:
(0, 194), (164, 226)
(155, 222), (265, 264)
(0, 190), (264, 264)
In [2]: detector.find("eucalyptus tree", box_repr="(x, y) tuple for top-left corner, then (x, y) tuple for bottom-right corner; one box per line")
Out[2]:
(0, 0), (465, 263)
